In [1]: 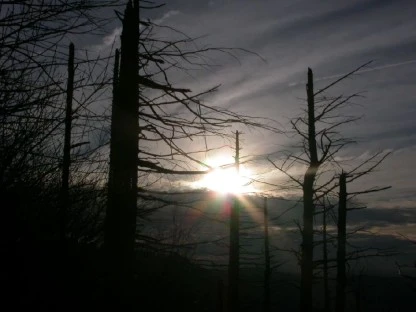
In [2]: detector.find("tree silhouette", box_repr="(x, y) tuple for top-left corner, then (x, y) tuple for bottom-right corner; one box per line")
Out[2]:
(268, 63), (390, 312)
(228, 131), (241, 312)
(0, 0), (122, 243)
(300, 67), (320, 312)
(59, 42), (75, 243)
(102, 0), (280, 279)
(104, 0), (139, 279)
(336, 172), (347, 312)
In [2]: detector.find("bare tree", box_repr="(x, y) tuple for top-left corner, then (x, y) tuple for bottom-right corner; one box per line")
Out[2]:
(59, 42), (75, 243)
(267, 63), (390, 312)
(0, 0), (123, 244)
(105, 0), (139, 278)
(263, 196), (271, 312)
(102, 0), (280, 280)
(228, 131), (241, 312)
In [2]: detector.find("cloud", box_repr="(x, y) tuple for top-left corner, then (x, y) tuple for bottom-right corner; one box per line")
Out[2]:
(84, 26), (121, 53)
(102, 27), (121, 47)
(152, 10), (180, 25)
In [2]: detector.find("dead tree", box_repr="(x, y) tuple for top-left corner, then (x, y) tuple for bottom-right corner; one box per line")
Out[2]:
(300, 68), (320, 312)
(267, 62), (390, 312)
(101, 0), (280, 289)
(105, 0), (139, 276)
(264, 196), (271, 312)
(0, 0), (121, 243)
(336, 172), (347, 312)
(228, 131), (241, 312)
(60, 42), (75, 243)
(322, 198), (331, 312)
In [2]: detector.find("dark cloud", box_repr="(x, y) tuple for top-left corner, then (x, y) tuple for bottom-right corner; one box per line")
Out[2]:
(346, 207), (416, 226)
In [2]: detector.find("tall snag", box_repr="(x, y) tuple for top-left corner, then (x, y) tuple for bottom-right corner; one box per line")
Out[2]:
(336, 172), (347, 312)
(322, 199), (330, 312)
(300, 68), (319, 312)
(267, 61), (389, 312)
(105, 0), (139, 275)
(228, 131), (241, 312)
(264, 197), (271, 312)
(60, 42), (75, 243)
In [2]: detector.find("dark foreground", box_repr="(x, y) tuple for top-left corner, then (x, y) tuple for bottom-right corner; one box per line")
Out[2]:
(4, 240), (415, 311)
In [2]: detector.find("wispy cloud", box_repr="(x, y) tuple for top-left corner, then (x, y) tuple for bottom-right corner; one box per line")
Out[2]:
(141, 0), (416, 209)
(102, 26), (121, 47)
(152, 10), (180, 25)
(85, 26), (121, 53)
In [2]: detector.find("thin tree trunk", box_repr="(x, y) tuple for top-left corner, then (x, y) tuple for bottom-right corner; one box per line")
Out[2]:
(107, 48), (119, 191)
(60, 42), (74, 243)
(228, 131), (240, 312)
(323, 199), (330, 312)
(105, 0), (139, 278)
(336, 172), (347, 312)
(300, 68), (319, 312)
(264, 197), (271, 312)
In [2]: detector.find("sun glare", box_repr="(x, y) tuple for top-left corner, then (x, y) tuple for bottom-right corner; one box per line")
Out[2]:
(195, 156), (256, 194)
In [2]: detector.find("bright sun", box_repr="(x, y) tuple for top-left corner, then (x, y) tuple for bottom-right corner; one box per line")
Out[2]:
(195, 156), (256, 194)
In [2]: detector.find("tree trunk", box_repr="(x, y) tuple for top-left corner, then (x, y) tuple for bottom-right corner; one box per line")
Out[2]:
(323, 200), (330, 312)
(228, 131), (240, 312)
(107, 48), (119, 190)
(60, 42), (74, 243)
(300, 68), (319, 312)
(264, 197), (271, 312)
(104, 0), (139, 278)
(336, 172), (347, 312)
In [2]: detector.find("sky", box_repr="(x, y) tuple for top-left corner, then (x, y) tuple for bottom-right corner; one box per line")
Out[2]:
(133, 0), (416, 271)
(137, 0), (416, 203)
(84, 0), (416, 272)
